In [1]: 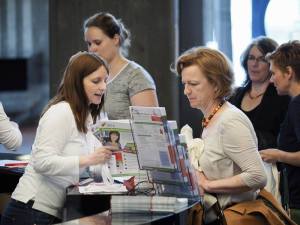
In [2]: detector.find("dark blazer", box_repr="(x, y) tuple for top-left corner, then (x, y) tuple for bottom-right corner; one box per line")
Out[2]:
(229, 83), (290, 150)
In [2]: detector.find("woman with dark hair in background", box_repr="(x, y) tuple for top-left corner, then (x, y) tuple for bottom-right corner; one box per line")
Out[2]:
(230, 36), (290, 151)
(84, 12), (159, 119)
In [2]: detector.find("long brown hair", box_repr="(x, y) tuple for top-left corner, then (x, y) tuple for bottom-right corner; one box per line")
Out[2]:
(42, 52), (109, 133)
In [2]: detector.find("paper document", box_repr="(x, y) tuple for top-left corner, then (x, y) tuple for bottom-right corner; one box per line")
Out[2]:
(78, 182), (127, 194)
(129, 106), (176, 171)
(0, 160), (28, 168)
(91, 119), (148, 186)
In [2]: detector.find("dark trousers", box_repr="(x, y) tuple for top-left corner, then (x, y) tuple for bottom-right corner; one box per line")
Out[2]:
(291, 208), (300, 225)
(0, 199), (61, 225)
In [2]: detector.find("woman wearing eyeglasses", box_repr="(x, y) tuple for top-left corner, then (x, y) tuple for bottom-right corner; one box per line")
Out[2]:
(230, 36), (290, 151)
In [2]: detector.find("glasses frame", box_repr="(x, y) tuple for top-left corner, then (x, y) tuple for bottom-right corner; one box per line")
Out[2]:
(247, 55), (268, 64)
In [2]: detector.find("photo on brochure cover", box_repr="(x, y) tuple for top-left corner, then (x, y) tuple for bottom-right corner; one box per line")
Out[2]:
(91, 120), (139, 176)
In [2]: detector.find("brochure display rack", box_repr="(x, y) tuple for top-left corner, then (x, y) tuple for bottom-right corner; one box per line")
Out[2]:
(90, 106), (200, 201)
(129, 106), (200, 201)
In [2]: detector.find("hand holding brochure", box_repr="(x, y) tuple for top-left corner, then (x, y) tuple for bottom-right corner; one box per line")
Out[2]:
(91, 120), (148, 185)
(89, 107), (200, 202)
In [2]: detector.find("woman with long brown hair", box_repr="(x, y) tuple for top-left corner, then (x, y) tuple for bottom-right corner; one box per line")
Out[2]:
(1, 52), (112, 225)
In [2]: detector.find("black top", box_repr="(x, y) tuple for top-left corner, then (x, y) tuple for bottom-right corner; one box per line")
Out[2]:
(278, 95), (300, 208)
(229, 83), (290, 150)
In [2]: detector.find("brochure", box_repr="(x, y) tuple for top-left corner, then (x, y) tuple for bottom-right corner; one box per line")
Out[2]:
(91, 120), (147, 184)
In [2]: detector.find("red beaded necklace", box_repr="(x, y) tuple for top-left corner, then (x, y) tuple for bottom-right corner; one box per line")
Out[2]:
(202, 100), (225, 128)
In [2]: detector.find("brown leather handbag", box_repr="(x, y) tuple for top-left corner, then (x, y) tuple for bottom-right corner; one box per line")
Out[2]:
(187, 200), (227, 225)
(188, 189), (296, 225)
(224, 189), (296, 225)
(187, 203), (204, 225)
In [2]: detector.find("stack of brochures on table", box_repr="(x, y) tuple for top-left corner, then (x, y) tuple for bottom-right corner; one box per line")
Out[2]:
(78, 178), (128, 194)
(111, 195), (188, 213)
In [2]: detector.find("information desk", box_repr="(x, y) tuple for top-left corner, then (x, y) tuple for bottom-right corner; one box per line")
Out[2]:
(62, 200), (197, 225)
(59, 211), (183, 225)
(63, 185), (111, 221)
(63, 185), (199, 225)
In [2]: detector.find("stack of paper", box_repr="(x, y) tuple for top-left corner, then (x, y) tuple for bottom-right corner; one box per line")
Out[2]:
(0, 160), (28, 168)
(111, 195), (188, 213)
(78, 182), (127, 194)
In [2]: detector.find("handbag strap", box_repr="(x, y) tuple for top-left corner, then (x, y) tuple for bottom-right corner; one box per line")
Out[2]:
(215, 197), (228, 225)
(281, 167), (290, 212)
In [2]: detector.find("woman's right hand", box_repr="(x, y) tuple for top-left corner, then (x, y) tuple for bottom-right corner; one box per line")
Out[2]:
(260, 148), (282, 163)
(80, 147), (112, 167)
(196, 170), (207, 196)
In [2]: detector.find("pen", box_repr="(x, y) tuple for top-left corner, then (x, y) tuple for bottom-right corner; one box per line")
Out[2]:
(114, 179), (123, 184)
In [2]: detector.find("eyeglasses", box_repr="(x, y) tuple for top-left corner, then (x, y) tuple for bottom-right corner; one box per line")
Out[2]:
(247, 55), (268, 64)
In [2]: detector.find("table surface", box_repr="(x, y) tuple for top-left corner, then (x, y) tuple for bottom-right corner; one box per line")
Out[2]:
(0, 153), (199, 225)
(0, 153), (29, 193)
(59, 210), (175, 225)
(60, 200), (198, 225)
(0, 153), (30, 160)
(63, 184), (200, 225)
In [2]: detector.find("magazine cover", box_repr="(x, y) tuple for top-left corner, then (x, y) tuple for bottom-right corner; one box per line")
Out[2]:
(129, 106), (177, 171)
(91, 119), (147, 183)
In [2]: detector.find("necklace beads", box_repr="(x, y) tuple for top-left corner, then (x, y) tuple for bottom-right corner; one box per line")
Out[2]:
(202, 101), (225, 128)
